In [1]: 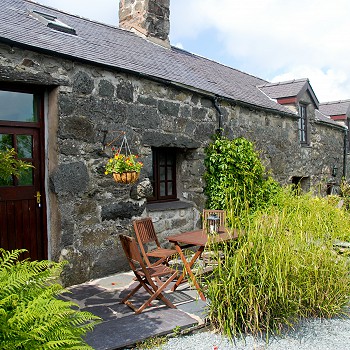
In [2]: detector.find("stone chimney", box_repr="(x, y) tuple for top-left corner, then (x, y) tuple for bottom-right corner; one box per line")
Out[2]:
(119, 0), (170, 48)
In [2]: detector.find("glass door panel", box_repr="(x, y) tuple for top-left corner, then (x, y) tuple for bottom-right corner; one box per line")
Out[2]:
(0, 91), (38, 122)
(17, 134), (33, 158)
(0, 133), (13, 150)
(0, 133), (35, 187)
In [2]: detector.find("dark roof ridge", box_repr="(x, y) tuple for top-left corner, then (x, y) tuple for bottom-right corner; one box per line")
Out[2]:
(257, 78), (309, 88)
(320, 99), (350, 105)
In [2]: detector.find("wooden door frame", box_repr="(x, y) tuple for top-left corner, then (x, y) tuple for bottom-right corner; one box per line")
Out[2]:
(0, 82), (48, 259)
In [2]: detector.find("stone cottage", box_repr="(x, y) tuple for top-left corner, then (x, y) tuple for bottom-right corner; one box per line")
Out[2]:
(0, 0), (348, 285)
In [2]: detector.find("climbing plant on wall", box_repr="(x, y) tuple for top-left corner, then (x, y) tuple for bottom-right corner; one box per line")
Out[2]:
(204, 135), (280, 214)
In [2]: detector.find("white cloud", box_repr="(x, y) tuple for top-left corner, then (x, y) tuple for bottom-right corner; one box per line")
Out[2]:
(273, 67), (350, 102)
(170, 0), (350, 101)
(174, 42), (184, 49)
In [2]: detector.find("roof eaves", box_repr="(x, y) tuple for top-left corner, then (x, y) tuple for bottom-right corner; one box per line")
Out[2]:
(315, 110), (346, 130)
(315, 118), (347, 131)
(0, 37), (296, 119)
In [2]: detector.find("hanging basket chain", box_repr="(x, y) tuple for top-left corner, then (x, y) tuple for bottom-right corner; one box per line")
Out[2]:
(103, 131), (143, 185)
(117, 134), (132, 158)
(105, 131), (125, 150)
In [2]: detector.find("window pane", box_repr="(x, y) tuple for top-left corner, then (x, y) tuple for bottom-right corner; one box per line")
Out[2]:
(0, 91), (38, 122)
(18, 166), (34, 186)
(17, 135), (33, 158)
(0, 134), (13, 150)
(168, 182), (173, 195)
(160, 182), (166, 196)
(159, 153), (166, 166)
(167, 167), (173, 180)
(160, 166), (165, 180)
(167, 156), (173, 166)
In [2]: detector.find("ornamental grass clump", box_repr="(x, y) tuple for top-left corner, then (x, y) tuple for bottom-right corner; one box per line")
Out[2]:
(204, 187), (350, 339)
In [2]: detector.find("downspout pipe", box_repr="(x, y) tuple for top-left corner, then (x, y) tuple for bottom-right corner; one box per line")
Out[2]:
(343, 127), (348, 179)
(213, 97), (223, 136)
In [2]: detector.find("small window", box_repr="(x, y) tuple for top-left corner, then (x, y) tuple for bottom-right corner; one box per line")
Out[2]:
(148, 148), (177, 202)
(298, 104), (308, 144)
(31, 10), (76, 35)
(292, 176), (310, 194)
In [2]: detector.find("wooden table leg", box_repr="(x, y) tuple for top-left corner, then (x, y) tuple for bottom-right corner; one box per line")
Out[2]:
(172, 243), (206, 301)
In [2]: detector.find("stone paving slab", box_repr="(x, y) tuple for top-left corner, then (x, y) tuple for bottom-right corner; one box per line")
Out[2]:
(85, 307), (198, 350)
(64, 272), (206, 349)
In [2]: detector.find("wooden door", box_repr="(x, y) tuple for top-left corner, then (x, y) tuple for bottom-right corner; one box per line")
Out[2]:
(0, 87), (47, 260)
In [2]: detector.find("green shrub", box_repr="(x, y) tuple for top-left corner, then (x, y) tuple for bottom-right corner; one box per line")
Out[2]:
(0, 249), (101, 350)
(204, 136), (280, 215)
(204, 188), (350, 339)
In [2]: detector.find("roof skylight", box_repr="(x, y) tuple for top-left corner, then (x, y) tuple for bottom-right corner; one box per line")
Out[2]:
(31, 10), (76, 35)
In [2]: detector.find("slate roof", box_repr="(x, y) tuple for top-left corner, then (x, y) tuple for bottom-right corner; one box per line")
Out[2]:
(0, 0), (295, 116)
(315, 110), (344, 127)
(319, 100), (350, 117)
(258, 78), (319, 108)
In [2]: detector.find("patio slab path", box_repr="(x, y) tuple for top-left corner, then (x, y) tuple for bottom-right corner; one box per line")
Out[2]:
(62, 272), (208, 350)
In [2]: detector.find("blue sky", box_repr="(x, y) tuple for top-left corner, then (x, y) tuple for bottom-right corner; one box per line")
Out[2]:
(34, 0), (350, 102)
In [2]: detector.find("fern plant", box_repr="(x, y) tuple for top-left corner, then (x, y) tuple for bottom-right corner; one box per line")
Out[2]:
(0, 249), (101, 350)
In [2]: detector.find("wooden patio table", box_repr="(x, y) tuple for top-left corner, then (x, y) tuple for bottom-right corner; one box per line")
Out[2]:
(167, 228), (239, 301)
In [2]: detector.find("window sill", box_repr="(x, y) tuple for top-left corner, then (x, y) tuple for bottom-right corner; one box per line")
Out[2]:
(146, 200), (194, 212)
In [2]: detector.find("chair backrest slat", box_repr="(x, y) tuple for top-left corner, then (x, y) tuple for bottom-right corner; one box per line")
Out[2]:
(202, 209), (226, 232)
(133, 218), (160, 246)
(119, 235), (149, 275)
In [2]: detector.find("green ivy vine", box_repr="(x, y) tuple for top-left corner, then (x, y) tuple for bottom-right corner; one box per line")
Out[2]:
(204, 135), (280, 214)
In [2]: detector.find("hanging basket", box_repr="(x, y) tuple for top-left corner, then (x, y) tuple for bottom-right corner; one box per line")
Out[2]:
(104, 132), (143, 185)
(113, 171), (140, 184)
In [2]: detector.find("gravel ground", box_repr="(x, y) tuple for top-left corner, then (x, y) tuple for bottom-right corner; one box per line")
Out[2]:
(148, 315), (350, 350)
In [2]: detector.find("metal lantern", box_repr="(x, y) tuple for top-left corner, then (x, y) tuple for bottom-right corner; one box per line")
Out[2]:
(332, 164), (338, 177)
(207, 214), (220, 234)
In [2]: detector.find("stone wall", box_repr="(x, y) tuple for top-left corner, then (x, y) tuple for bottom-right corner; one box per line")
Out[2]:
(0, 43), (346, 285)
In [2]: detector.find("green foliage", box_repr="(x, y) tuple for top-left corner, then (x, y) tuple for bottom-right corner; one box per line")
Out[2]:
(0, 148), (33, 180)
(0, 249), (101, 350)
(204, 188), (350, 339)
(104, 153), (143, 175)
(340, 178), (350, 209)
(204, 135), (280, 214)
(135, 335), (167, 349)
(134, 326), (182, 349)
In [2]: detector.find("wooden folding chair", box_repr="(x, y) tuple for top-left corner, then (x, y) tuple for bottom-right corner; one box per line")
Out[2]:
(202, 209), (227, 233)
(119, 234), (178, 314)
(133, 217), (177, 267)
